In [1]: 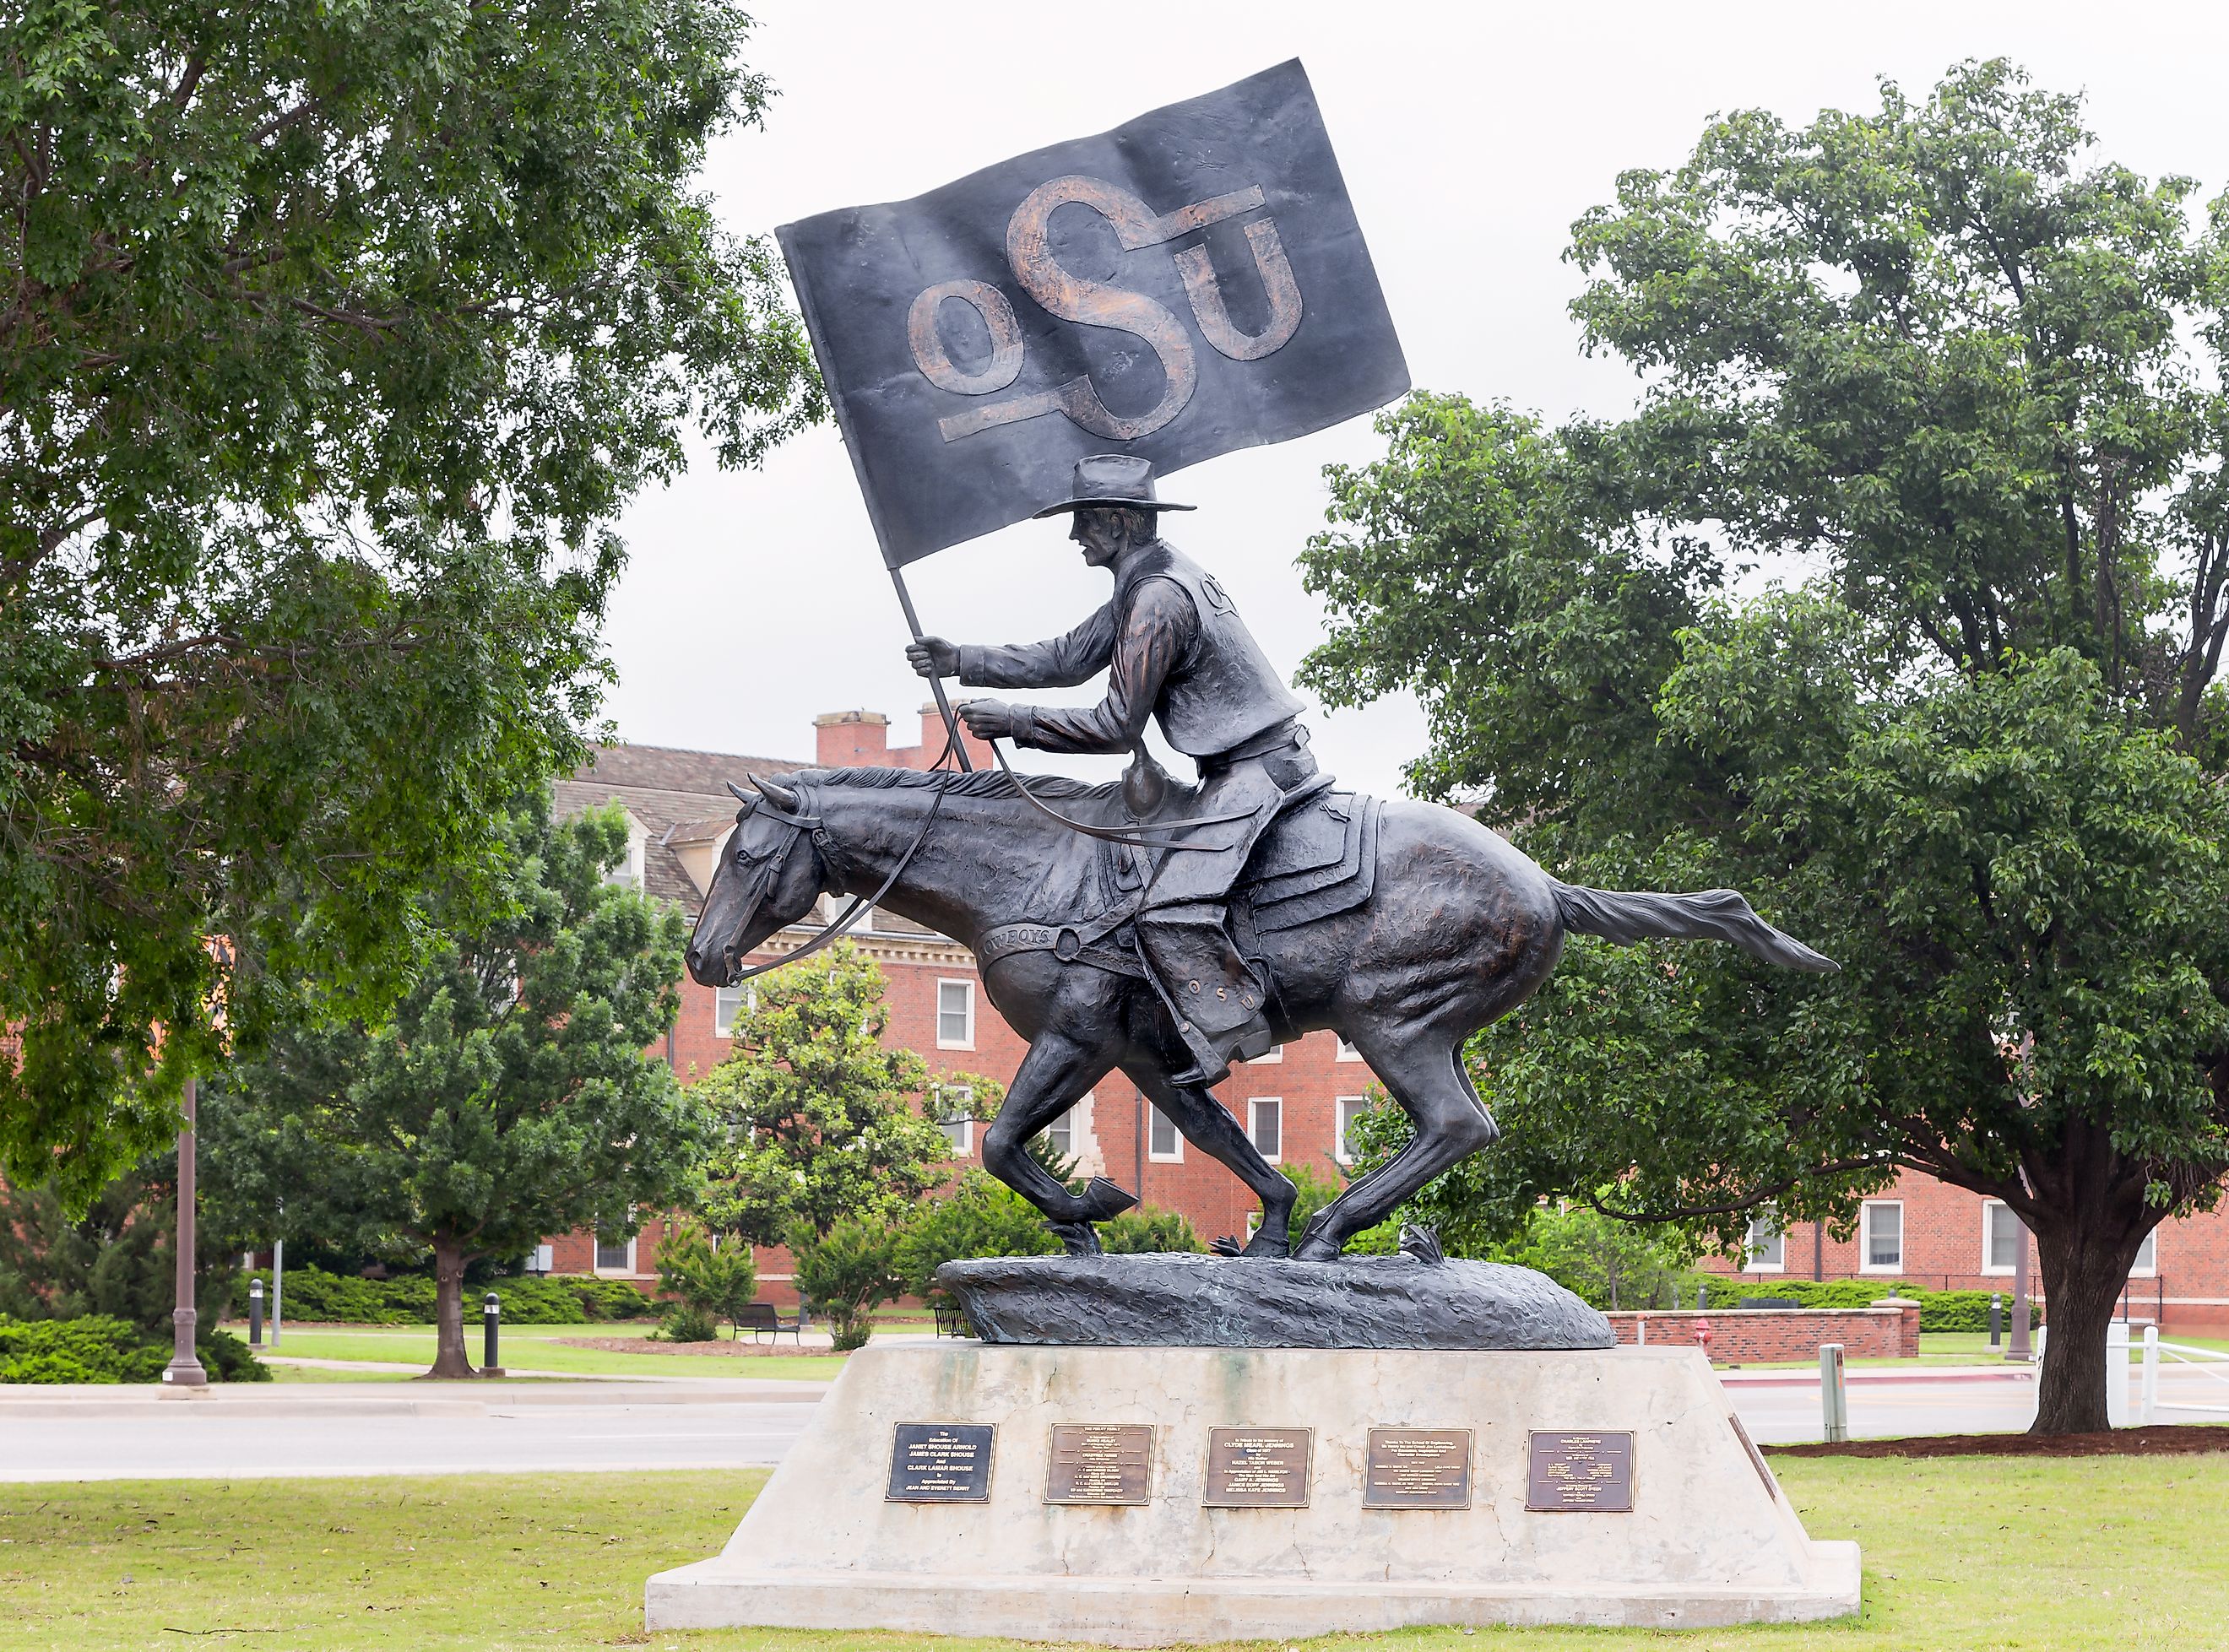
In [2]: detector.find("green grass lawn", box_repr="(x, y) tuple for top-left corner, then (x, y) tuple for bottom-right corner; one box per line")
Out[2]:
(3, 1454), (2223, 1649)
(244, 1323), (847, 1384)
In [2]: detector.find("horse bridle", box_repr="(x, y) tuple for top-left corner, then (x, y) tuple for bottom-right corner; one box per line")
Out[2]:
(713, 772), (952, 984)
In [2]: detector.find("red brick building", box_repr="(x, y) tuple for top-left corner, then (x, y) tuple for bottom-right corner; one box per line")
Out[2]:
(1705, 1168), (2229, 1333)
(548, 718), (1384, 1301)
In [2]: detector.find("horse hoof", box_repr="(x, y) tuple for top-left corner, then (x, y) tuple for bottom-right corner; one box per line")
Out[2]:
(1074, 1175), (1140, 1222)
(1049, 1220), (1104, 1256)
(1239, 1230), (1290, 1259)
(1290, 1216), (1342, 1262)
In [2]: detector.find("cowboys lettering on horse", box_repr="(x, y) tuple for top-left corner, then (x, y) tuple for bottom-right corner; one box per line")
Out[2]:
(907, 454), (1313, 1087)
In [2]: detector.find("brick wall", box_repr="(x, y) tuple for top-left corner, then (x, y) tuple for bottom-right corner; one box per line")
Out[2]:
(1606, 1304), (1917, 1362)
(1706, 1166), (2229, 1332)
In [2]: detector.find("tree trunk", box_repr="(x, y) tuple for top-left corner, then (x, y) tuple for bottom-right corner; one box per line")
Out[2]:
(2030, 1211), (2148, 1435)
(426, 1239), (476, 1379)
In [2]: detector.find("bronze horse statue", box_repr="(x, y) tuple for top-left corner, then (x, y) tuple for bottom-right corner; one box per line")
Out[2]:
(685, 766), (1835, 1259)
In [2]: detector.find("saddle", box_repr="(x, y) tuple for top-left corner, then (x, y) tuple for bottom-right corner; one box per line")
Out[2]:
(974, 786), (1385, 978)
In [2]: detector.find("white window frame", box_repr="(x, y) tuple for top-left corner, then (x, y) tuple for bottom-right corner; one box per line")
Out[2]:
(1042, 1105), (1074, 1159)
(1744, 1212), (1786, 1273)
(1982, 1200), (2025, 1276)
(605, 815), (649, 890)
(594, 1231), (637, 1276)
(1247, 1096), (1283, 1163)
(1147, 1104), (1183, 1163)
(1335, 1036), (1364, 1063)
(2130, 1228), (2159, 1278)
(935, 1084), (975, 1156)
(1859, 1200), (1904, 1274)
(1334, 1096), (1369, 1167)
(1246, 1043), (1283, 1064)
(713, 983), (754, 1038)
(936, 978), (976, 1050)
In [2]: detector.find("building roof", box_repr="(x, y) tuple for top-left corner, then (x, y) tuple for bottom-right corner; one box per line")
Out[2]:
(556, 742), (804, 915)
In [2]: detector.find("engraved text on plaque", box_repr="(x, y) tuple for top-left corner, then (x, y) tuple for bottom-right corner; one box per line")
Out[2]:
(1364, 1427), (1472, 1509)
(886, 1422), (996, 1503)
(1525, 1430), (1634, 1511)
(1203, 1427), (1312, 1508)
(1044, 1423), (1153, 1505)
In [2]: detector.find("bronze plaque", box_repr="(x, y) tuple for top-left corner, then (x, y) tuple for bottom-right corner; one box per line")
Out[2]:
(1364, 1427), (1472, 1509)
(1044, 1423), (1153, 1505)
(1203, 1427), (1312, 1508)
(886, 1422), (995, 1503)
(1525, 1430), (1634, 1512)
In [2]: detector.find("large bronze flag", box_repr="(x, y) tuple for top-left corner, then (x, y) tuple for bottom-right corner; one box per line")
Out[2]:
(778, 60), (1409, 568)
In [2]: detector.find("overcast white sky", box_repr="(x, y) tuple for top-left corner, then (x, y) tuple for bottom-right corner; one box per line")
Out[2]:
(598, 0), (2229, 797)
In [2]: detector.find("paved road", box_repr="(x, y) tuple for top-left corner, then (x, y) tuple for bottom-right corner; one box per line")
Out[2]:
(8, 1364), (2227, 1481)
(0, 1381), (825, 1482)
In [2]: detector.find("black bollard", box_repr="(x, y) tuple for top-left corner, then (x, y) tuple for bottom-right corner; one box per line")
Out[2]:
(1988, 1292), (2002, 1347)
(482, 1292), (502, 1377)
(248, 1278), (264, 1346)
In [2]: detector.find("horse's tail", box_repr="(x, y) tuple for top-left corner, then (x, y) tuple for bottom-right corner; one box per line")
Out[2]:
(1548, 880), (1839, 974)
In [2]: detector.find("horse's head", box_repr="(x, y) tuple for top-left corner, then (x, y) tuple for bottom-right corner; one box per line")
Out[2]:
(684, 775), (829, 987)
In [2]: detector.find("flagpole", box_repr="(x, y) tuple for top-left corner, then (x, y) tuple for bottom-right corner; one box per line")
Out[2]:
(887, 563), (973, 772)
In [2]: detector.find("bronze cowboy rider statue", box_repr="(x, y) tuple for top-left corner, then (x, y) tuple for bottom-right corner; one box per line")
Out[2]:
(908, 454), (1317, 1089)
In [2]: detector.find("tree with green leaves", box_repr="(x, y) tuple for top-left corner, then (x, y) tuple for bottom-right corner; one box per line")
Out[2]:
(1, 0), (819, 1207)
(204, 799), (708, 1378)
(695, 944), (969, 1246)
(1298, 61), (2229, 1433)
(894, 1171), (1063, 1305)
(788, 1216), (900, 1352)
(654, 1221), (758, 1341)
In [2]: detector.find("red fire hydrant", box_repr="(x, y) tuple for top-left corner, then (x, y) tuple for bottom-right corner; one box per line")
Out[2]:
(1695, 1315), (1713, 1358)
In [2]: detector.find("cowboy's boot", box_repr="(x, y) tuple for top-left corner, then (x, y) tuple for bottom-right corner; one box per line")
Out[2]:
(1138, 914), (1274, 1087)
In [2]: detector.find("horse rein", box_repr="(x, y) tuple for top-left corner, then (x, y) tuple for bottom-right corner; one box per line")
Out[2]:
(982, 734), (1256, 850)
(715, 747), (957, 985)
(713, 722), (1249, 987)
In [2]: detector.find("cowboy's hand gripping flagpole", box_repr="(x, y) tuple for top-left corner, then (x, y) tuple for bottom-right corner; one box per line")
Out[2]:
(773, 58), (1409, 768)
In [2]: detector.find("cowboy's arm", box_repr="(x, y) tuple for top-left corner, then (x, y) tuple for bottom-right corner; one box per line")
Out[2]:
(1001, 578), (1195, 755)
(950, 604), (1116, 690)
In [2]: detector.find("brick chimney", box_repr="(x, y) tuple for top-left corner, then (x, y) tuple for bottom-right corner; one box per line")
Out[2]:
(919, 703), (995, 771)
(814, 710), (889, 768)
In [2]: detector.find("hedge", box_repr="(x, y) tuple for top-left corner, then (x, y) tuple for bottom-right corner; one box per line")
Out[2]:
(0, 1317), (270, 1384)
(1712, 1277), (2042, 1331)
(230, 1266), (655, 1325)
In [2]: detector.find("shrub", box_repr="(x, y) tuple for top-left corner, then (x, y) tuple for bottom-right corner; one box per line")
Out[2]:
(0, 1316), (168, 1384)
(654, 1303), (721, 1343)
(198, 1330), (271, 1383)
(1098, 1206), (1203, 1254)
(1706, 1276), (2041, 1330)
(788, 1217), (900, 1351)
(654, 1224), (757, 1338)
(230, 1265), (653, 1326)
(894, 1173), (1060, 1305)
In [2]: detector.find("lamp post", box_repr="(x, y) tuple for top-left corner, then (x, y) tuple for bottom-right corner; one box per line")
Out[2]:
(162, 1075), (209, 1389)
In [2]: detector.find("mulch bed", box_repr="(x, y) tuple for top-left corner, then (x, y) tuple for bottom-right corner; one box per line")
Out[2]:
(1768, 1422), (2229, 1460)
(552, 1336), (828, 1358)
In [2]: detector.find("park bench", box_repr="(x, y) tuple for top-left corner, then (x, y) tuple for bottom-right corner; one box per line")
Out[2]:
(738, 1302), (803, 1344)
(934, 1303), (972, 1338)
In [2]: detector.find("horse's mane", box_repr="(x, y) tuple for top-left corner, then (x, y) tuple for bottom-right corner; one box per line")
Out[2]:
(800, 766), (1119, 804)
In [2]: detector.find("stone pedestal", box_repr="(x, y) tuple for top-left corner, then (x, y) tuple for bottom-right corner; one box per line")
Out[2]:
(645, 1343), (1858, 1644)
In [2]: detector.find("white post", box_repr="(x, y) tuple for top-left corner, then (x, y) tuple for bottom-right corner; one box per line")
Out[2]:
(2140, 1324), (2160, 1427)
(2106, 1319), (2130, 1427)
(1820, 1342), (1848, 1443)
